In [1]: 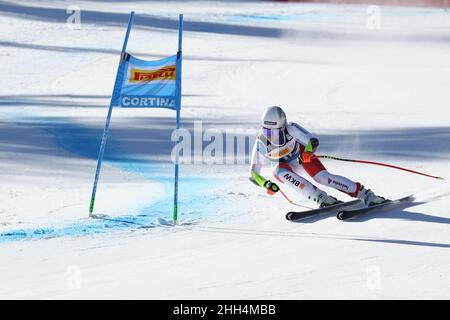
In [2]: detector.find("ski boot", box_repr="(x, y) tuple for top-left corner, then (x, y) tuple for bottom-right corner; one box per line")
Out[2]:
(312, 189), (343, 208)
(357, 185), (388, 207)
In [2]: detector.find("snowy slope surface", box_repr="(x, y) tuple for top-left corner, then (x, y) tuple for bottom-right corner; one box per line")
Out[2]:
(0, 0), (449, 299)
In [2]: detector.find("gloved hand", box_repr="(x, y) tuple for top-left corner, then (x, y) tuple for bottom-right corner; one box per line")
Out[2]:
(309, 137), (319, 151)
(263, 180), (280, 195)
(301, 138), (319, 164)
(301, 152), (314, 163)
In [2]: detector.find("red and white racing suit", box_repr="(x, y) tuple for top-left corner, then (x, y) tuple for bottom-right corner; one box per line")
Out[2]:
(249, 122), (361, 202)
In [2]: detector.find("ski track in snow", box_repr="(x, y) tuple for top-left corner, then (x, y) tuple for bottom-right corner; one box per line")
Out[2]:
(0, 110), (227, 242)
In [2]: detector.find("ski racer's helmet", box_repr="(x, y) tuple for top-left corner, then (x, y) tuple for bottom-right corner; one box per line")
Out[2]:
(261, 106), (287, 146)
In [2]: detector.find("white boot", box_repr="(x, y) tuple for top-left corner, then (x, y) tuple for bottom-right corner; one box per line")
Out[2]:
(357, 185), (388, 206)
(311, 188), (342, 208)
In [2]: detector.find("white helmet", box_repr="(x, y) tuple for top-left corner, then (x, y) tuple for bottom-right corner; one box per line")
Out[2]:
(261, 106), (287, 129)
(261, 106), (287, 146)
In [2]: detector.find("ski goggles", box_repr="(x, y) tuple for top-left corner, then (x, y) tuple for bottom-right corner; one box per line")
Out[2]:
(262, 127), (286, 146)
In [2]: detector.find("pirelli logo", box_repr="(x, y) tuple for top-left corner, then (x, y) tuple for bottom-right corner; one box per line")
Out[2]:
(129, 65), (176, 83)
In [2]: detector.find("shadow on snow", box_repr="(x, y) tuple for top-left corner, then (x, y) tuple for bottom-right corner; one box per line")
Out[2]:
(0, 1), (284, 38)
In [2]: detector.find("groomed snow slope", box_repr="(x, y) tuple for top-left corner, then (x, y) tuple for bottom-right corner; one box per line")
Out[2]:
(0, 0), (449, 299)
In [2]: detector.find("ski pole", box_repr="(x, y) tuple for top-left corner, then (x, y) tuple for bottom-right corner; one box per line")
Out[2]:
(313, 155), (445, 180)
(279, 188), (313, 209)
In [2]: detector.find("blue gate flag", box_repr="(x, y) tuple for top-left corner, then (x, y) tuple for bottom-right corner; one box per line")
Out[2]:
(89, 12), (184, 225)
(111, 54), (179, 110)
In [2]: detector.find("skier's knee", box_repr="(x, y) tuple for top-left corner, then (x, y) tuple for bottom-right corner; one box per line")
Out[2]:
(273, 163), (293, 182)
(311, 169), (329, 185)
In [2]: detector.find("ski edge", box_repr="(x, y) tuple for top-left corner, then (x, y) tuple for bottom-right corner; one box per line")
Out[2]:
(286, 199), (363, 222)
(336, 195), (416, 221)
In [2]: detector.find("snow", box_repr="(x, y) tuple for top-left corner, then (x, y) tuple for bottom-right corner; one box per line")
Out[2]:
(0, 0), (449, 299)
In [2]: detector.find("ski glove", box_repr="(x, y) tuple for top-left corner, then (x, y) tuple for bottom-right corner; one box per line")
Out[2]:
(264, 180), (280, 195)
(250, 171), (279, 195)
(301, 138), (319, 164)
(301, 152), (314, 163)
(309, 137), (319, 151)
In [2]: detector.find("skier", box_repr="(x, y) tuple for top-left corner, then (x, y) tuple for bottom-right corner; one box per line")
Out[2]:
(249, 106), (387, 208)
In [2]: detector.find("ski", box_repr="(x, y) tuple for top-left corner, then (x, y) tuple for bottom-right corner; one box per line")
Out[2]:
(337, 195), (415, 221)
(286, 199), (363, 221)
